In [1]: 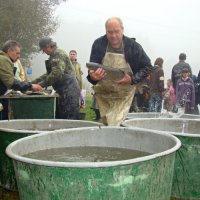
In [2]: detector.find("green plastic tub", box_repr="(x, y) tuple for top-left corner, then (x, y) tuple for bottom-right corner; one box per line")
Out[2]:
(123, 118), (200, 200)
(6, 127), (180, 200)
(0, 119), (102, 191)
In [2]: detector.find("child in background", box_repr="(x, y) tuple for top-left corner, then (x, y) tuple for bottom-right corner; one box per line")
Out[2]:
(163, 79), (175, 112)
(148, 57), (165, 112)
(175, 68), (195, 114)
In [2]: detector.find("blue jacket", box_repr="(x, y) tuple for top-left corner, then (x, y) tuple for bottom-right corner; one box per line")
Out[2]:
(87, 35), (153, 85)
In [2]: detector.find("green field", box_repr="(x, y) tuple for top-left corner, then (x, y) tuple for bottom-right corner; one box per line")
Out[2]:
(80, 94), (96, 121)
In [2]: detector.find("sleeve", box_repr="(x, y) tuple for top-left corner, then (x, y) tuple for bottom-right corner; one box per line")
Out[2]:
(87, 72), (98, 85)
(130, 42), (153, 84)
(87, 40), (103, 85)
(12, 79), (32, 92)
(38, 56), (67, 88)
(32, 73), (48, 85)
(0, 59), (15, 89)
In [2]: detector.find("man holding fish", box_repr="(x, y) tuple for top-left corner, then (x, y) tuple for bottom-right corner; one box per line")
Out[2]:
(87, 17), (153, 126)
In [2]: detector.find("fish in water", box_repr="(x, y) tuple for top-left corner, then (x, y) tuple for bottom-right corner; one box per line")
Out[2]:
(86, 62), (130, 81)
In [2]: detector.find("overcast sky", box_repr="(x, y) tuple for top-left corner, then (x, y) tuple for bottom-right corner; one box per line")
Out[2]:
(32, 0), (200, 86)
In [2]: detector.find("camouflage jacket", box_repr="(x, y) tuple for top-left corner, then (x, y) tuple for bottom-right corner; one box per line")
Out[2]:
(32, 48), (75, 88)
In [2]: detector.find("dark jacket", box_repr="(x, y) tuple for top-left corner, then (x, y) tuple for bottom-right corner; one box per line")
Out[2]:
(171, 61), (192, 90)
(149, 65), (165, 94)
(87, 35), (153, 85)
(175, 77), (195, 108)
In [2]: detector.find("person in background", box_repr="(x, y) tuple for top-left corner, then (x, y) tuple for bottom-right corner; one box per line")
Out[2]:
(87, 16), (152, 126)
(163, 79), (175, 112)
(148, 57), (165, 112)
(129, 91), (141, 113)
(171, 53), (192, 92)
(129, 83), (150, 112)
(32, 37), (80, 119)
(0, 40), (42, 95)
(69, 50), (83, 89)
(175, 68), (195, 114)
(69, 50), (84, 108)
(14, 59), (26, 81)
(0, 40), (42, 119)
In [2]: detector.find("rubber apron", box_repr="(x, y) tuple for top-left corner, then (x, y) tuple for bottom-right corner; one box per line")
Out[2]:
(94, 51), (135, 126)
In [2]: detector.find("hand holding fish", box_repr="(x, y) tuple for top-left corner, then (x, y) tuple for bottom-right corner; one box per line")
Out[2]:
(86, 62), (130, 81)
(89, 68), (107, 81)
(115, 73), (132, 85)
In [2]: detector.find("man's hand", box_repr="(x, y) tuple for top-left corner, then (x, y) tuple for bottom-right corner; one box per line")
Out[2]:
(115, 73), (132, 84)
(31, 84), (43, 91)
(89, 68), (106, 81)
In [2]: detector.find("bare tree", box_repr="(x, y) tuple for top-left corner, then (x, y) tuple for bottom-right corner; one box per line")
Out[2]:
(0, 0), (63, 58)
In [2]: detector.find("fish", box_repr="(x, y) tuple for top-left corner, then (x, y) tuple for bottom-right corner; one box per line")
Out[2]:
(86, 62), (129, 81)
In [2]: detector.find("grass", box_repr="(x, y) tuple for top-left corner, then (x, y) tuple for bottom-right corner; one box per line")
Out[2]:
(80, 94), (96, 121)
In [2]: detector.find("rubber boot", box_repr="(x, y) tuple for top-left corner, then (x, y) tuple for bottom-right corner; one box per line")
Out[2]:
(94, 109), (100, 120)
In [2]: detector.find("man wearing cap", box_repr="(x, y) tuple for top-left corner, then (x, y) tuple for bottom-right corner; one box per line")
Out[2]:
(32, 37), (80, 119)
(171, 53), (192, 91)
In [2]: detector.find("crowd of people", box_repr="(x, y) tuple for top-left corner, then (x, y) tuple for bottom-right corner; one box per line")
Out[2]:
(131, 52), (200, 115)
(0, 16), (199, 125)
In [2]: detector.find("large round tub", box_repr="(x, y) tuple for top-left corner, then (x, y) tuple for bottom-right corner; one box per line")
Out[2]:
(6, 127), (180, 200)
(127, 112), (200, 120)
(0, 119), (102, 191)
(123, 118), (200, 199)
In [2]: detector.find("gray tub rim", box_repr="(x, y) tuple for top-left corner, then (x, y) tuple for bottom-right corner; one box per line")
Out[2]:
(0, 119), (102, 133)
(6, 126), (181, 168)
(122, 118), (200, 138)
(127, 112), (200, 119)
